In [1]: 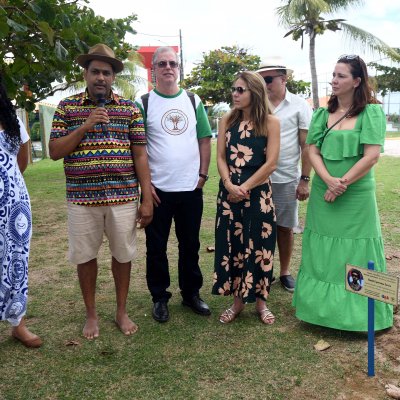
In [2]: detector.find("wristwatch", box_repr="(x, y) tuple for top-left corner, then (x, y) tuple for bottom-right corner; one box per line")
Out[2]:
(300, 175), (310, 182)
(199, 173), (209, 181)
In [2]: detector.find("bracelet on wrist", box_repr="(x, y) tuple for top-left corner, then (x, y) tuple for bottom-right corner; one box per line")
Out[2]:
(223, 177), (230, 186)
(199, 173), (209, 181)
(300, 175), (310, 182)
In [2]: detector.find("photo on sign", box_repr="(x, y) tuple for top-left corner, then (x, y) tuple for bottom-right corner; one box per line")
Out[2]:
(347, 268), (364, 292)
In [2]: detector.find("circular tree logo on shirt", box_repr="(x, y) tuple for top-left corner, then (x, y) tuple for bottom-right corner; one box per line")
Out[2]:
(161, 109), (189, 135)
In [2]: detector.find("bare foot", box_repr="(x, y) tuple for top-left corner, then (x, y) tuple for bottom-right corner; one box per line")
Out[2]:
(83, 317), (99, 339)
(115, 312), (138, 335)
(12, 322), (42, 348)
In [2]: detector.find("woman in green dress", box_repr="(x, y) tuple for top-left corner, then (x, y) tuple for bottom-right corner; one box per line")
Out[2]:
(293, 55), (393, 331)
(212, 71), (280, 324)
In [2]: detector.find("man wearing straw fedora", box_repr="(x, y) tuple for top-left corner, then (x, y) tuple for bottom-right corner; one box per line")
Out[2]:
(50, 44), (153, 339)
(256, 57), (312, 293)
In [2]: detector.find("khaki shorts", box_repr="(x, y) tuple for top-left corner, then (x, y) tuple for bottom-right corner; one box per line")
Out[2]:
(67, 202), (138, 265)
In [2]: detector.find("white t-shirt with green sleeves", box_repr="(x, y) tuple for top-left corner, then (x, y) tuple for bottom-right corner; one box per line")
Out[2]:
(136, 88), (211, 192)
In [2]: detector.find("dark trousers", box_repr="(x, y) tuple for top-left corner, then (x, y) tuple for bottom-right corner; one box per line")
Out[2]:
(145, 188), (204, 303)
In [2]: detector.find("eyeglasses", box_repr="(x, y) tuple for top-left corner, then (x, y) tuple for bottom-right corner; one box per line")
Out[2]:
(263, 75), (284, 84)
(338, 54), (359, 62)
(231, 86), (249, 94)
(156, 60), (179, 69)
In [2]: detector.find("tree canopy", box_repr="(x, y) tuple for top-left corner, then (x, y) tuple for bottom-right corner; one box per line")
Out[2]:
(286, 76), (311, 97)
(369, 59), (400, 96)
(0, 0), (137, 110)
(276, 0), (400, 109)
(181, 46), (261, 105)
(182, 45), (311, 106)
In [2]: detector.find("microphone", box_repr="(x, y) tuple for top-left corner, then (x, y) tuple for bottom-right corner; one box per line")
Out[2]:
(96, 94), (107, 134)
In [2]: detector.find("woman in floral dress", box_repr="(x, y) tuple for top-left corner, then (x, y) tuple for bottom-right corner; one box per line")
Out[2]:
(212, 71), (280, 324)
(0, 74), (42, 347)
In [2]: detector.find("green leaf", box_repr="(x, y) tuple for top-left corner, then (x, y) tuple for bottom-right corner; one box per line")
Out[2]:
(2, 73), (17, 99)
(28, 2), (42, 14)
(0, 20), (9, 38)
(7, 18), (28, 32)
(60, 13), (71, 28)
(31, 63), (44, 72)
(60, 27), (75, 41)
(11, 57), (26, 73)
(37, 0), (56, 22)
(38, 20), (54, 45)
(54, 39), (68, 60)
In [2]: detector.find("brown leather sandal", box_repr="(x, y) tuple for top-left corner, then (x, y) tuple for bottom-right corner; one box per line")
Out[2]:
(219, 307), (241, 324)
(258, 307), (275, 325)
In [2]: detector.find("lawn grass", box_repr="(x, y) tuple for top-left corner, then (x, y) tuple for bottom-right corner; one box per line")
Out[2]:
(386, 131), (399, 139)
(0, 148), (399, 400)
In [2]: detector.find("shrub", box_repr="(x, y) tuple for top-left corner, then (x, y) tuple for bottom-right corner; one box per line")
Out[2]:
(30, 121), (41, 141)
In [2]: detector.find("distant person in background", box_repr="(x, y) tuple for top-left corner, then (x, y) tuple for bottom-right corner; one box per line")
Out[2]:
(293, 54), (393, 331)
(212, 71), (280, 324)
(0, 73), (42, 348)
(256, 57), (312, 293)
(50, 44), (153, 339)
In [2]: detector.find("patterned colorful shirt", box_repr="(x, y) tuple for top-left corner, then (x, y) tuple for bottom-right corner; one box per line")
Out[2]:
(50, 91), (146, 206)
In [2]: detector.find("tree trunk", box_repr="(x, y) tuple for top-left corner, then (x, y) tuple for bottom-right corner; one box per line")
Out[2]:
(309, 31), (320, 109)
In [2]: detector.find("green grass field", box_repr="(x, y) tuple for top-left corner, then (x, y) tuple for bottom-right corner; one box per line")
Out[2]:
(0, 150), (399, 400)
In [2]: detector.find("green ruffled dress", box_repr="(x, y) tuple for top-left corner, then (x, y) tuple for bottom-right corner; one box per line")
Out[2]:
(293, 104), (393, 331)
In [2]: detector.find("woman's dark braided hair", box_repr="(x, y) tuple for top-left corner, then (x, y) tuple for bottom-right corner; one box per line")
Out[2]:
(0, 73), (21, 152)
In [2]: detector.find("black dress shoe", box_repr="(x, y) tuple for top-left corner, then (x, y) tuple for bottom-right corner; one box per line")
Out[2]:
(152, 301), (169, 323)
(182, 296), (211, 316)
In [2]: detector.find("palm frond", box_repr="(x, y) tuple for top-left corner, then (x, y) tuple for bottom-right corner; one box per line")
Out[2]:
(325, 0), (365, 13)
(276, 0), (330, 27)
(340, 22), (400, 62)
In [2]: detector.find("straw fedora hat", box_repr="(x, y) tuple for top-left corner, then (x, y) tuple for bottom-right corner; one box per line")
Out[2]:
(76, 43), (124, 73)
(256, 56), (293, 75)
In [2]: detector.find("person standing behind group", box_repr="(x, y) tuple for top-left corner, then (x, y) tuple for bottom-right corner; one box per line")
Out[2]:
(256, 57), (312, 292)
(135, 46), (212, 323)
(0, 73), (42, 348)
(212, 71), (280, 324)
(293, 55), (393, 331)
(50, 44), (153, 339)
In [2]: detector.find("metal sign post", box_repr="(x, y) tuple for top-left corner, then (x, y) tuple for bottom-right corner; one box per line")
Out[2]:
(367, 261), (375, 377)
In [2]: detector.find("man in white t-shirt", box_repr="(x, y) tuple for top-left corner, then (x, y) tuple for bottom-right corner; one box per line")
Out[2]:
(256, 57), (313, 292)
(136, 47), (212, 322)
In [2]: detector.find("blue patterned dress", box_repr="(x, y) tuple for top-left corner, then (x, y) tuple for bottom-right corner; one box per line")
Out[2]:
(0, 119), (31, 326)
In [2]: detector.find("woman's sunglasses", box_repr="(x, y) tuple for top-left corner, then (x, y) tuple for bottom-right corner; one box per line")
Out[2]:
(156, 61), (179, 68)
(263, 75), (284, 84)
(338, 54), (359, 62)
(231, 86), (249, 94)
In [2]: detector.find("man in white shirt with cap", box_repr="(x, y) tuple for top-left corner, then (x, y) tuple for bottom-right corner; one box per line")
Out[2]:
(256, 57), (312, 292)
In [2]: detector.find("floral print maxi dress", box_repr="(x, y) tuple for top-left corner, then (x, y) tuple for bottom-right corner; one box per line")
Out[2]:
(212, 121), (276, 303)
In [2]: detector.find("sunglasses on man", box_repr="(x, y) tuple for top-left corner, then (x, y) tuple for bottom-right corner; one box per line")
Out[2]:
(156, 61), (179, 69)
(263, 75), (284, 84)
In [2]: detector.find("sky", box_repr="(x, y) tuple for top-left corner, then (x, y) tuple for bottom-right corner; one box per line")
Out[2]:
(47, 0), (400, 104)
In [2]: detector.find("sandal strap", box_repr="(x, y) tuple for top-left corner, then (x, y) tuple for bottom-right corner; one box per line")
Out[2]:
(258, 307), (275, 323)
(220, 307), (238, 323)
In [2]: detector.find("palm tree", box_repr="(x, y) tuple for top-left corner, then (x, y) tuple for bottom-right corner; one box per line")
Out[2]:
(54, 51), (147, 100)
(112, 51), (148, 99)
(276, 0), (400, 109)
